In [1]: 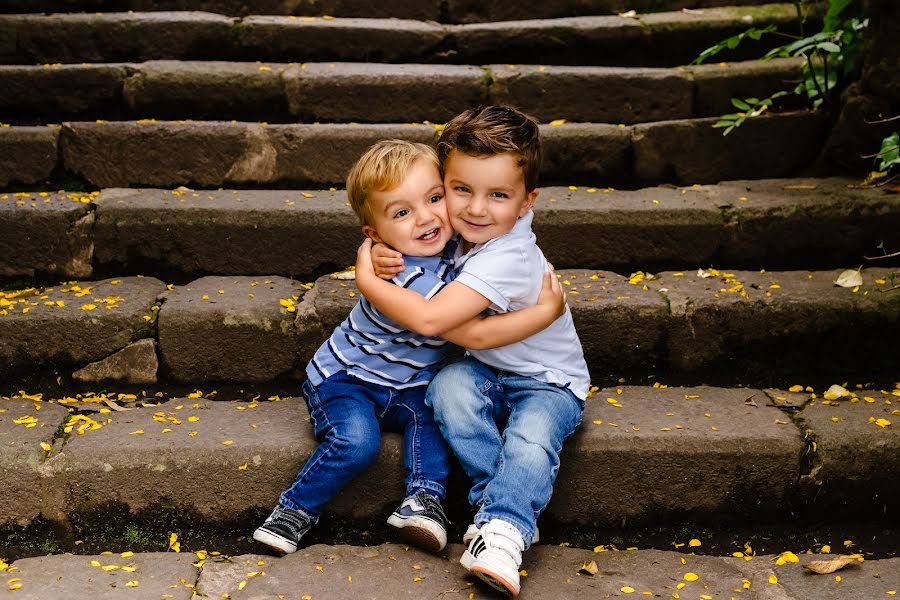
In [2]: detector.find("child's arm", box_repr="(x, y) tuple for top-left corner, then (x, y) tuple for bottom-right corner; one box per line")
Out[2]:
(372, 243), (404, 280)
(440, 270), (565, 350)
(356, 238), (492, 336)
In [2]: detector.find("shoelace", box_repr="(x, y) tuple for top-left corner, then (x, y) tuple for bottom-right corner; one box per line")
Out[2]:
(270, 508), (311, 536)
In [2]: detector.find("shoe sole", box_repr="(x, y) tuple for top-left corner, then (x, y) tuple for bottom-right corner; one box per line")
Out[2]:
(252, 527), (297, 554)
(470, 564), (520, 598)
(386, 514), (446, 553)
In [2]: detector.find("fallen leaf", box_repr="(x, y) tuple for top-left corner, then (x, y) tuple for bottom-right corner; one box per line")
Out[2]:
(804, 555), (862, 574)
(823, 384), (850, 401)
(578, 560), (599, 575)
(834, 269), (863, 288)
(618, 9), (638, 17)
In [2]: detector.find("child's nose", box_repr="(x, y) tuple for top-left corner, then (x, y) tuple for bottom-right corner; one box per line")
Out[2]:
(468, 196), (488, 215)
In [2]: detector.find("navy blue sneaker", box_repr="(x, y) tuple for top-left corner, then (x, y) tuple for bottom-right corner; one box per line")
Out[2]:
(387, 490), (448, 552)
(253, 505), (315, 554)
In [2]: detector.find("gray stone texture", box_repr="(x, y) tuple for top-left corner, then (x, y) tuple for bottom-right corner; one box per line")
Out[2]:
(93, 188), (361, 279)
(6, 552), (199, 600)
(772, 554), (900, 600)
(540, 123), (633, 184)
(687, 57), (805, 117)
(123, 60), (289, 121)
(490, 64), (693, 124)
(0, 125), (58, 187)
(72, 338), (159, 385)
(0, 12), (236, 64)
(0, 400), (69, 527)
(551, 385), (804, 525)
(48, 398), (406, 522)
(557, 270), (669, 375)
(285, 62), (486, 123)
(800, 389), (899, 507)
(0, 64), (128, 120)
(0, 191), (94, 279)
(654, 267), (900, 374)
(238, 16), (445, 63)
(709, 177), (900, 269)
(0, 277), (163, 377)
(295, 274), (360, 365)
(157, 276), (303, 382)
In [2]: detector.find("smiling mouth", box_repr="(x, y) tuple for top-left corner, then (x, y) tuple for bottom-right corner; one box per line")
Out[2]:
(418, 228), (441, 241)
(463, 220), (490, 229)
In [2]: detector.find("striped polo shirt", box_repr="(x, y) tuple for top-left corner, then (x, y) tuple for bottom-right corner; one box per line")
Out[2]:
(306, 242), (458, 389)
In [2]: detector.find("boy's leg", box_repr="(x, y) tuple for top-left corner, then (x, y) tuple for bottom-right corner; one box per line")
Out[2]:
(381, 385), (451, 552)
(425, 358), (508, 509)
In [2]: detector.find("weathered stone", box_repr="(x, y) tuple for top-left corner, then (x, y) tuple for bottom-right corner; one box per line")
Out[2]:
(0, 277), (164, 378)
(0, 64), (128, 120)
(94, 188), (361, 280)
(0, 400), (69, 527)
(0, 191), (94, 279)
(7, 552), (198, 600)
(687, 57), (804, 117)
(632, 111), (826, 184)
(654, 267), (900, 376)
(490, 64), (693, 124)
(771, 554), (900, 600)
(123, 60), (290, 121)
(536, 186), (724, 270)
(453, 16), (644, 66)
(800, 389), (899, 509)
(50, 398), (406, 521)
(540, 123), (632, 184)
(709, 177), (900, 269)
(0, 126), (58, 187)
(0, 12), (235, 64)
(157, 276), (303, 382)
(551, 386), (804, 525)
(72, 338), (158, 385)
(295, 274), (359, 365)
(284, 63), (485, 123)
(238, 17), (445, 63)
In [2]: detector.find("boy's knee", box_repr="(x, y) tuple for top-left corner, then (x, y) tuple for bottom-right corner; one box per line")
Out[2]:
(330, 418), (381, 467)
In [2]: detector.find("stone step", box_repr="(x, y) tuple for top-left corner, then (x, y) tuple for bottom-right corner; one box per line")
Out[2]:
(0, 112), (826, 189)
(0, 58), (803, 124)
(1, 383), (897, 532)
(0, 0), (786, 23)
(2, 546), (897, 599)
(0, 5), (808, 66)
(1, 268), (898, 384)
(3, 179), (898, 281)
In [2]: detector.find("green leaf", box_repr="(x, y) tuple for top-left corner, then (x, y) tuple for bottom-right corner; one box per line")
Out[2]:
(745, 97), (760, 105)
(877, 132), (900, 172)
(817, 41), (841, 53)
(823, 0), (853, 33)
(731, 98), (752, 110)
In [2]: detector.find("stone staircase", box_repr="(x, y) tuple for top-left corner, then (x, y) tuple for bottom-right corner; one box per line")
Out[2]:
(0, 0), (898, 590)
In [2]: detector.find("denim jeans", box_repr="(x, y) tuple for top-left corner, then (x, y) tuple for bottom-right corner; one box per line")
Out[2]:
(279, 371), (451, 518)
(425, 357), (583, 547)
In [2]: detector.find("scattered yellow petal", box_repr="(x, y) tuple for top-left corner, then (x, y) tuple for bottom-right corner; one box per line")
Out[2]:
(684, 573), (699, 582)
(688, 539), (701, 547)
(621, 586), (635, 593)
(769, 574), (778, 585)
(126, 580), (138, 587)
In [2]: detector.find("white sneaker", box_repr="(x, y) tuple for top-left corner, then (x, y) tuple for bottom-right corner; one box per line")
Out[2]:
(464, 523), (539, 545)
(460, 519), (525, 597)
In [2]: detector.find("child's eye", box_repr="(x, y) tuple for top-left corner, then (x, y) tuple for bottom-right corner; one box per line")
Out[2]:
(394, 209), (409, 218)
(429, 194), (443, 203)
(491, 192), (508, 199)
(454, 186), (470, 194)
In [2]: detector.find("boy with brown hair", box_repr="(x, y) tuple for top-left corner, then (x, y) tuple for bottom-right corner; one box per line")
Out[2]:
(253, 139), (565, 557)
(355, 107), (589, 597)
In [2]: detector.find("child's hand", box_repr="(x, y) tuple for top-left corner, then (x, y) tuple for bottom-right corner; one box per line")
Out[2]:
(356, 238), (376, 279)
(372, 242), (404, 280)
(536, 266), (566, 319)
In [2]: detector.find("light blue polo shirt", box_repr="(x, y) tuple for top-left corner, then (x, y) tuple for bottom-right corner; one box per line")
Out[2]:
(454, 210), (591, 400)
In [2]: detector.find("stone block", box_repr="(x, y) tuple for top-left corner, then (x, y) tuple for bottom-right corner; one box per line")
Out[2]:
(490, 64), (693, 124)
(0, 64), (128, 120)
(0, 126), (58, 187)
(50, 398), (406, 521)
(0, 277), (163, 377)
(540, 123), (632, 185)
(295, 274), (359, 365)
(632, 111), (826, 184)
(0, 400), (69, 527)
(72, 338), (159, 385)
(687, 57), (804, 117)
(238, 17), (445, 63)
(0, 191), (94, 279)
(123, 60), (289, 121)
(157, 276), (304, 383)
(284, 63), (485, 123)
(94, 188), (360, 280)
(551, 386), (804, 525)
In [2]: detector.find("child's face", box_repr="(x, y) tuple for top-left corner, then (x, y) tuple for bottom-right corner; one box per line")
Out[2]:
(362, 158), (452, 257)
(443, 150), (538, 246)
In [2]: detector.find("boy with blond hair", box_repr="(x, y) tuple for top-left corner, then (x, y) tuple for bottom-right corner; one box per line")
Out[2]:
(253, 139), (565, 556)
(356, 107), (589, 597)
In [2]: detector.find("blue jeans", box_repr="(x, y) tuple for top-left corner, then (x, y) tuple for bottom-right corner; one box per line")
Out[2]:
(280, 371), (451, 518)
(425, 357), (583, 547)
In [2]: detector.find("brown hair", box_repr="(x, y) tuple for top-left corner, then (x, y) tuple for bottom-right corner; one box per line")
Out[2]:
(437, 105), (542, 191)
(346, 139), (440, 225)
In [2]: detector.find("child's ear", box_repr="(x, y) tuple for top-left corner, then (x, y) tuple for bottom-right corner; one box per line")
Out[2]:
(362, 225), (383, 243)
(519, 188), (539, 217)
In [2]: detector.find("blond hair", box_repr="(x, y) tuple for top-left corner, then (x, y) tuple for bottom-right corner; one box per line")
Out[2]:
(346, 140), (440, 225)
